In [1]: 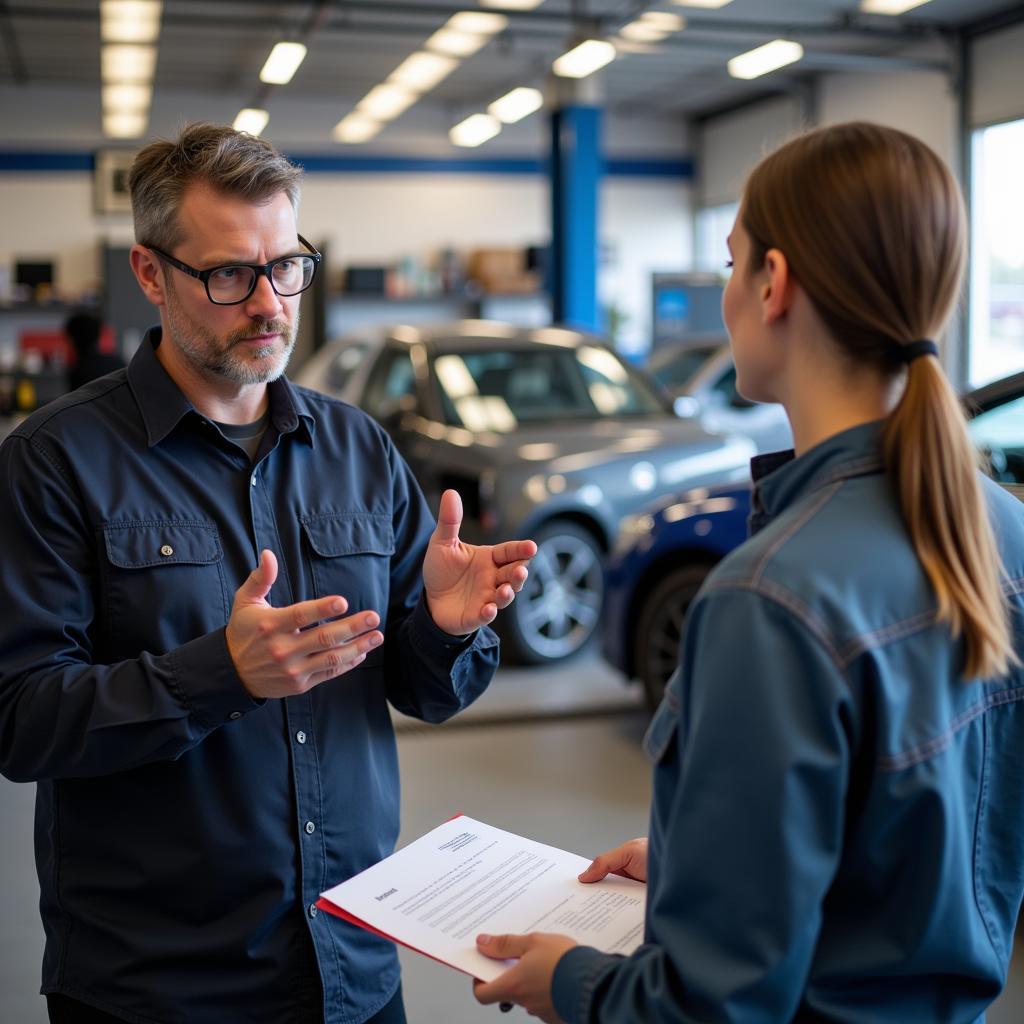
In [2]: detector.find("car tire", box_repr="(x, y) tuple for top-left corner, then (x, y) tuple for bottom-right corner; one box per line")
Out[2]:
(502, 520), (605, 665)
(634, 561), (717, 711)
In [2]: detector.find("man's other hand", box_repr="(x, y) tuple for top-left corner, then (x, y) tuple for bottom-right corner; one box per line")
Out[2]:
(226, 549), (384, 699)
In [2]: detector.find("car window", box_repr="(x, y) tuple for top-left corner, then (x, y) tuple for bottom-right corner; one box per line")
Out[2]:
(968, 394), (1024, 484)
(711, 364), (739, 402)
(326, 342), (369, 392)
(649, 345), (721, 389)
(432, 346), (666, 430)
(362, 348), (416, 419)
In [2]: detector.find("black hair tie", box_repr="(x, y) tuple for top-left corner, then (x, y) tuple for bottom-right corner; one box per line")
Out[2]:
(898, 339), (938, 363)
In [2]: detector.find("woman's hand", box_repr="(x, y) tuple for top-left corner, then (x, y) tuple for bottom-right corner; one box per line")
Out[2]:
(578, 838), (649, 884)
(473, 932), (577, 1022)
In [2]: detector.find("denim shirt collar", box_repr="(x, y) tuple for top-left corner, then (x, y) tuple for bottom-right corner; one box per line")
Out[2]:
(127, 327), (316, 448)
(749, 420), (885, 534)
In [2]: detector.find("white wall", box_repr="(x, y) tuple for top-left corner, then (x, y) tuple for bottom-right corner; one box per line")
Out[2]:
(818, 69), (958, 171)
(699, 95), (805, 207)
(971, 21), (1024, 127)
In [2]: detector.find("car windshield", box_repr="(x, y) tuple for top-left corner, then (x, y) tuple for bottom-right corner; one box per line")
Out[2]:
(431, 345), (668, 430)
(649, 343), (723, 389)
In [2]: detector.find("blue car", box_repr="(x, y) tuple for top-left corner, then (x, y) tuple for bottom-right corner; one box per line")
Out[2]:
(603, 483), (751, 710)
(604, 368), (1024, 710)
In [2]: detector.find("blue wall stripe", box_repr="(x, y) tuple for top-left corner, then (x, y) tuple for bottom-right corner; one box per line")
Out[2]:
(0, 150), (693, 179)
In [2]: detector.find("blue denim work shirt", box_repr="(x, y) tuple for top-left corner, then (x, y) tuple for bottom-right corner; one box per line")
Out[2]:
(553, 421), (1024, 1024)
(0, 329), (499, 1024)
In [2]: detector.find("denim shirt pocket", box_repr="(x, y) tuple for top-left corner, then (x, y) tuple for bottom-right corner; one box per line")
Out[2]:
(100, 520), (228, 658)
(643, 666), (682, 764)
(300, 513), (396, 624)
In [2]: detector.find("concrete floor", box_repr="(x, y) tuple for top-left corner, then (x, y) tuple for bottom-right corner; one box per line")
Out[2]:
(2, 654), (1022, 1022)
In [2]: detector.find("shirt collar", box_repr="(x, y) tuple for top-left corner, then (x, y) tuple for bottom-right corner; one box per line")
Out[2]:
(749, 420), (885, 528)
(127, 327), (316, 447)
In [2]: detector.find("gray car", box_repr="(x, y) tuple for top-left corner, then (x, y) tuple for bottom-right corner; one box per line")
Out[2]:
(296, 322), (755, 664)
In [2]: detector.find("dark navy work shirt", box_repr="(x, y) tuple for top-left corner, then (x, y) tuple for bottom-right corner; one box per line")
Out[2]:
(0, 329), (499, 1023)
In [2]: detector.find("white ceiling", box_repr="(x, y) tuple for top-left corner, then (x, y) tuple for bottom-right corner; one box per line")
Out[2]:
(0, 0), (1018, 151)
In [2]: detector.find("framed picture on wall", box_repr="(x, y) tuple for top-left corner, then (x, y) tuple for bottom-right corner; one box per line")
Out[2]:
(93, 149), (137, 214)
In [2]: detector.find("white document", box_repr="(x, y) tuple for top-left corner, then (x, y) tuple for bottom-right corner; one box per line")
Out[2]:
(318, 815), (646, 981)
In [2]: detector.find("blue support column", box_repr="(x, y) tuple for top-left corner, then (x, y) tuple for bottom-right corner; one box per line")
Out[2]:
(549, 104), (602, 333)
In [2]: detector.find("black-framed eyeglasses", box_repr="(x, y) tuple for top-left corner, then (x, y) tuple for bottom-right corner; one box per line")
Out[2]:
(148, 234), (321, 305)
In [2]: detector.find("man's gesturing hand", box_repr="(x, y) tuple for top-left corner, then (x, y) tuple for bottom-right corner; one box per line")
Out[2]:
(422, 490), (537, 636)
(226, 549), (384, 699)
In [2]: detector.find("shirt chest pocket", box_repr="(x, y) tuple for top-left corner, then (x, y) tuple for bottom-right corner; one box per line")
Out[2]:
(100, 520), (229, 658)
(301, 513), (396, 621)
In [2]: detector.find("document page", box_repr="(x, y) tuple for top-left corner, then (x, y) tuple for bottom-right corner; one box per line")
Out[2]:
(318, 815), (646, 981)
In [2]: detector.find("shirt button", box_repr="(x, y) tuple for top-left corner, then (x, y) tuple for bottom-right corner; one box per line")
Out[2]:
(296, 731), (307, 744)
(229, 711), (242, 720)
(251, 474), (257, 486)
(305, 820), (316, 834)
(309, 903), (318, 918)
(160, 544), (174, 557)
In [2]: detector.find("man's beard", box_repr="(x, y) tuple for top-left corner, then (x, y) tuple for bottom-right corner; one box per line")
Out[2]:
(164, 278), (298, 386)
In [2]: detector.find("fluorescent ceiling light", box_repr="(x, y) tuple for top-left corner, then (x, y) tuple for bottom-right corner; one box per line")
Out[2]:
(233, 108), (270, 136)
(447, 12), (508, 35)
(389, 51), (458, 92)
(642, 11), (686, 30)
(727, 39), (804, 80)
(103, 110), (147, 138)
(426, 28), (488, 57)
(481, 0), (544, 7)
(860, 0), (933, 13)
(671, 0), (733, 8)
(332, 115), (382, 144)
(488, 86), (543, 124)
(553, 39), (616, 79)
(259, 41), (307, 85)
(102, 82), (151, 111)
(100, 0), (162, 43)
(620, 22), (669, 43)
(450, 113), (501, 147)
(101, 44), (156, 81)
(357, 83), (418, 120)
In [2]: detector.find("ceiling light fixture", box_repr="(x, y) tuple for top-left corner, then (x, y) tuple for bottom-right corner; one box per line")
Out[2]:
(100, 0), (162, 44)
(642, 11), (686, 31)
(488, 86), (543, 124)
(447, 11), (508, 35)
(357, 83), (418, 120)
(480, 0), (544, 8)
(233, 108), (270, 136)
(450, 113), (501, 147)
(103, 110), (148, 138)
(101, 44), (156, 81)
(552, 39), (616, 78)
(102, 82), (152, 111)
(859, 0), (934, 13)
(388, 51), (458, 92)
(426, 28), (488, 57)
(332, 115), (382, 144)
(727, 39), (804, 79)
(259, 41), (307, 85)
(671, 0), (733, 8)
(620, 22), (669, 43)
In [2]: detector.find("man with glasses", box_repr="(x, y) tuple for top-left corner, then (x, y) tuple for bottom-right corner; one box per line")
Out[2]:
(0, 123), (535, 1024)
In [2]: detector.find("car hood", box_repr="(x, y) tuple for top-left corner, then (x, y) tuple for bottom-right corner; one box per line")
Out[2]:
(415, 415), (753, 476)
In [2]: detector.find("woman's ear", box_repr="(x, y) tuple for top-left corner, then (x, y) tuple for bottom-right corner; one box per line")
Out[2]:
(760, 247), (793, 325)
(129, 245), (167, 307)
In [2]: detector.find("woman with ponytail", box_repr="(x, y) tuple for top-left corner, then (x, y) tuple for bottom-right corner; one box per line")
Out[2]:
(473, 122), (1024, 1023)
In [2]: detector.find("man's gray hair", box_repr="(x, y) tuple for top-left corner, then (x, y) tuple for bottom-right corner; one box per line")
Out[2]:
(127, 122), (303, 250)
